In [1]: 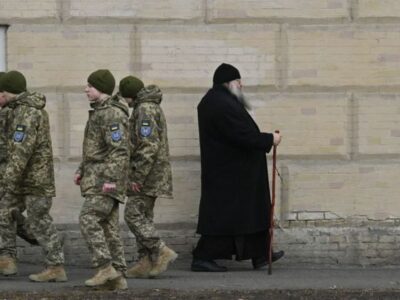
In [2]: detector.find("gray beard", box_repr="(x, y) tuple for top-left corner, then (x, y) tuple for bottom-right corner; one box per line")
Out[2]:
(228, 85), (252, 111)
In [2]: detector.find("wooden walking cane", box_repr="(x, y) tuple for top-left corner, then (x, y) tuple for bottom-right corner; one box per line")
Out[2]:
(268, 130), (279, 275)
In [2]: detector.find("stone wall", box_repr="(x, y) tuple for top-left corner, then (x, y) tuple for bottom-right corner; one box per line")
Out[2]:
(1, 0), (400, 265)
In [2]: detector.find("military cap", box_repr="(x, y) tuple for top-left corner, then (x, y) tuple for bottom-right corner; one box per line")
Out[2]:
(119, 76), (144, 98)
(88, 69), (115, 95)
(1, 70), (27, 94)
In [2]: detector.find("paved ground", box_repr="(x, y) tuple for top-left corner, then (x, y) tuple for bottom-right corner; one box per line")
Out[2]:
(2, 261), (400, 299)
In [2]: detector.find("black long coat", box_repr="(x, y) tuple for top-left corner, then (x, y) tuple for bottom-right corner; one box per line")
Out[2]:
(196, 85), (274, 236)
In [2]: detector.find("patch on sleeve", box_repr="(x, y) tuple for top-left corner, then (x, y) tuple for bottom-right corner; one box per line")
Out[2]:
(110, 123), (122, 142)
(140, 120), (152, 137)
(13, 125), (26, 143)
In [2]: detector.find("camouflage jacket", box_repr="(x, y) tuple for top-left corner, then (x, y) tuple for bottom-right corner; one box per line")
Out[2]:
(78, 96), (130, 203)
(0, 107), (9, 166)
(128, 85), (173, 198)
(0, 106), (10, 195)
(2, 92), (56, 197)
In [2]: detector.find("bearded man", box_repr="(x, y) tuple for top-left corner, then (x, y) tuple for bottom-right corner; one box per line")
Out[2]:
(192, 63), (284, 272)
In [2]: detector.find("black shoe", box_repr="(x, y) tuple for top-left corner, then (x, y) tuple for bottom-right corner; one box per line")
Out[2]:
(252, 257), (268, 269)
(252, 250), (285, 269)
(271, 250), (285, 263)
(191, 258), (227, 272)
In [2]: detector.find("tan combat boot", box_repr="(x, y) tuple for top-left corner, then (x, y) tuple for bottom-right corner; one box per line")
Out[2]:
(29, 265), (68, 282)
(148, 246), (178, 278)
(126, 256), (152, 278)
(85, 264), (121, 287)
(106, 275), (128, 290)
(0, 255), (17, 276)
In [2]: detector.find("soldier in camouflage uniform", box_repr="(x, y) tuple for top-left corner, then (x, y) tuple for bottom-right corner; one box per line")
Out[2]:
(0, 72), (39, 247)
(0, 71), (67, 282)
(119, 76), (177, 279)
(74, 69), (129, 290)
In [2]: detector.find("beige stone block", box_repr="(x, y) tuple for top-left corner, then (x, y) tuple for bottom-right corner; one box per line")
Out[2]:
(208, 0), (349, 21)
(286, 162), (400, 219)
(7, 25), (132, 88)
(136, 25), (278, 88)
(287, 25), (400, 86)
(154, 160), (201, 223)
(0, 0), (58, 21)
(253, 93), (350, 156)
(357, 0), (400, 18)
(52, 162), (83, 223)
(357, 94), (400, 155)
(69, 0), (203, 20)
(64, 93), (88, 159)
(163, 93), (200, 157)
(298, 212), (325, 220)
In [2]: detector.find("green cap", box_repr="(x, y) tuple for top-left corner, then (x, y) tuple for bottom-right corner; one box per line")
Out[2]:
(87, 69), (115, 95)
(0, 72), (5, 92)
(1, 70), (27, 94)
(119, 76), (144, 98)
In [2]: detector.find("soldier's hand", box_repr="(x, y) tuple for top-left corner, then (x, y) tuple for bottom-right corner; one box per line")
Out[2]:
(131, 182), (141, 193)
(102, 182), (116, 193)
(273, 132), (282, 146)
(73, 173), (82, 185)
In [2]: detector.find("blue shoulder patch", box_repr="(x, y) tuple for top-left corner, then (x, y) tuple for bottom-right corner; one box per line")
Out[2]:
(140, 126), (152, 137)
(111, 130), (122, 142)
(140, 120), (152, 137)
(110, 123), (122, 142)
(13, 125), (26, 143)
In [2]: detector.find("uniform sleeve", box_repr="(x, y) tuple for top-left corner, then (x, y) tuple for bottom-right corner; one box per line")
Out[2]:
(0, 110), (8, 164)
(214, 102), (274, 153)
(130, 106), (160, 186)
(3, 107), (39, 193)
(76, 162), (83, 175)
(101, 112), (130, 184)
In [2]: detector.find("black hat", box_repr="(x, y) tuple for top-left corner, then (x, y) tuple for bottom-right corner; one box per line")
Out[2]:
(119, 76), (144, 98)
(1, 70), (27, 94)
(87, 69), (115, 95)
(213, 63), (241, 84)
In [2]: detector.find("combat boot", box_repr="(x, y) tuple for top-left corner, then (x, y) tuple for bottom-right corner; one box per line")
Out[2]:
(29, 265), (68, 282)
(126, 256), (152, 278)
(85, 264), (121, 287)
(106, 275), (128, 290)
(148, 246), (178, 278)
(0, 255), (17, 276)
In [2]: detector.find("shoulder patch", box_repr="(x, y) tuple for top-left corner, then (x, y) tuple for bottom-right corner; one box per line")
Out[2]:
(110, 123), (122, 142)
(140, 119), (152, 137)
(13, 125), (26, 143)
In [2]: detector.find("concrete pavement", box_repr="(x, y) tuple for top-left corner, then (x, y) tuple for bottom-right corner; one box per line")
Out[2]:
(1, 260), (400, 299)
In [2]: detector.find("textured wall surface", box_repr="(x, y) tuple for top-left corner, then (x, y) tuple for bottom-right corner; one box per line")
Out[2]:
(1, 0), (400, 265)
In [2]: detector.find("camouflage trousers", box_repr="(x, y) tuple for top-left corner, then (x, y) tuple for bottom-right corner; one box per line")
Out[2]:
(124, 194), (164, 261)
(0, 193), (64, 265)
(79, 195), (126, 272)
(0, 195), (38, 245)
